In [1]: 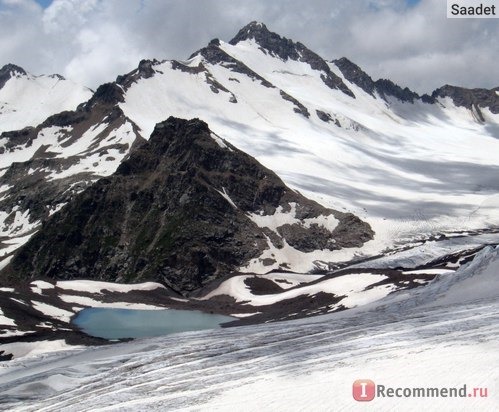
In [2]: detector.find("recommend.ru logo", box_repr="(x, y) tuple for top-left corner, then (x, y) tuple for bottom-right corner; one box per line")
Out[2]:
(352, 379), (376, 401)
(352, 379), (488, 401)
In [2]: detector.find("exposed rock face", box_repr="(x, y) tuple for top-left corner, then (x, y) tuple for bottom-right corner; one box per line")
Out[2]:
(191, 35), (320, 110)
(191, 39), (274, 88)
(333, 57), (419, 103)
(116, 59), (163, 89)
(374, 79), (420, 103)
(0, 82), (139, 263)
(280, 91), (310, 117)
(6, 117), (374, 293)
(432, 85), (499, 117)
(334, 57), (499, 113)
(0, 64), (27, 89)
(333, 57), (376, 96)
(230, 22), (300, 61)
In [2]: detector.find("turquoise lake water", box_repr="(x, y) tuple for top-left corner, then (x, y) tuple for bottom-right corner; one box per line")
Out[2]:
(73, 307), (235, 340)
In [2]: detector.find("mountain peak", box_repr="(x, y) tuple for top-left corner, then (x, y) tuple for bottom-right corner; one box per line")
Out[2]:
(229, 22), (354, 97)
(0, 63), (27, 76)
(229, 21), (299, 61)
(229, 21), (271, 43)
(0, 63), (27, 89)
(85, 82), (125, 108)
(8, 116), (373, 291)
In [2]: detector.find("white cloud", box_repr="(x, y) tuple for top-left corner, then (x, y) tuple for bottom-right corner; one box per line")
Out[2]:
(42, 0), (99, 33)
(0, 0), (497, 93)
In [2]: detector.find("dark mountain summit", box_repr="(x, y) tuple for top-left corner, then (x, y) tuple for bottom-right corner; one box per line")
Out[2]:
(229, 21), (302, 61)
(333, 57), (419, 103)
(0, 63), (27, 89)
(116, 59), (163, 90)
(228, 21), (354, 97)
(432, 85), (499, 119)
(6, 117), (373, 293)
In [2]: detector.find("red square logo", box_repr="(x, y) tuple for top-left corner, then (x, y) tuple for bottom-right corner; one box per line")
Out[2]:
(353, 379), (375, 401)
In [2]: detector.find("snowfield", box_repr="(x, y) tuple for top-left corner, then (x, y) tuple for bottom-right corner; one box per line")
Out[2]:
(118, 37), (499, 272)
(0, 70), (92, 134)
(0, 246), (497, 411)
(200, 272), (393, 308)
(1, 33), (498, 273)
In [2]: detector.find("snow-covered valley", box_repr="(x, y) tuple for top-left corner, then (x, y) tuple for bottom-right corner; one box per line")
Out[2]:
(1, 245), (497, 411)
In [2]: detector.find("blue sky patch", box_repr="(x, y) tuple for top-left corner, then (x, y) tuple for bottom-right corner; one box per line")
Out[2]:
(35, 0), (53, 8)
(406, 0), (421, 6)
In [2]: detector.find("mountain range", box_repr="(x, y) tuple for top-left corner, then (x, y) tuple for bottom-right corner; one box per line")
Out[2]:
(0, 22), (498, 355)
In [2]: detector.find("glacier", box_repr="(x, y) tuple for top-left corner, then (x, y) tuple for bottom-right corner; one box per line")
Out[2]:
(0, 246), (497, 411)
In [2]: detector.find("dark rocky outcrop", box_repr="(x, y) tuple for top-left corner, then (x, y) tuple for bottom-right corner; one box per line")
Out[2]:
(374, 79), (420, 103)
(230, 22), (300, 60)
(6, 117), (373, 293)
(190, 39), (274, 88)
(170, 60), (236, 99)
(421, 93), (437, 104)
(333, 57), (420, 103)
(333, 57), (376, 96)
(192, 40), (309, 108)
(0, 127), (35, 152)
(116, 59), (163, 89)
(86, 83), (125, 107)
(0, 63), (27, 89)
(280, 91), (310, 117)
(315, 110), (341, 127)
(432, 85), (499, 119)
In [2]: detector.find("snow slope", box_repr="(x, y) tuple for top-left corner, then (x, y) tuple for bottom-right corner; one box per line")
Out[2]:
(0, 246), (497, 411)
(0, 69), (92, 134)
(1, 29), (498, 272)
(118, 38), (499, 268)
(201, 272), (394, 308)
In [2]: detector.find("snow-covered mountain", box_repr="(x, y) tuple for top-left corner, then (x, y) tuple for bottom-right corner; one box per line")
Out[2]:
(0, 64), (92, 134)
(0, 81), (139, 258)
(0, 21), (498, 366)
(7, 117), (372, 291)
(2, 22), (498, 270)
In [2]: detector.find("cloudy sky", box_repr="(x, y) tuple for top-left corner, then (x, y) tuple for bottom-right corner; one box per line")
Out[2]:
(0, 0), (497, 93)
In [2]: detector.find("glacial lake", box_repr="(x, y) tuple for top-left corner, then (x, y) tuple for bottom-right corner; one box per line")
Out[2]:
(73, 307), (235, 340)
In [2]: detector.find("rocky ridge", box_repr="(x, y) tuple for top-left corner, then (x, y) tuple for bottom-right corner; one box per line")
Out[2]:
(0, 82), (139, 267)
(5, 117), (373, 293)
(333, 57), (499, 110)
(431, 85), (499, 119)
